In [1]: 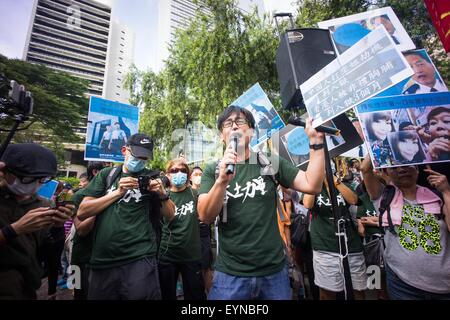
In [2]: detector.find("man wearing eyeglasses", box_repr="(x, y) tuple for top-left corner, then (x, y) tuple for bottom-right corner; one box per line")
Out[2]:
(0, 143), (73, 299)
(198, 105), (325, 300)
(77, 133), (175, 300)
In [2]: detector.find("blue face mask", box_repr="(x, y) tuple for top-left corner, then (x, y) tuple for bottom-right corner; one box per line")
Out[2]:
(126, 155), (146, 173)
(171, 172), (187, 188)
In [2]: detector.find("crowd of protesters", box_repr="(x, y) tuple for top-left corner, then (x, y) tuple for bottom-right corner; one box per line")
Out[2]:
(0, 106), (449, 301)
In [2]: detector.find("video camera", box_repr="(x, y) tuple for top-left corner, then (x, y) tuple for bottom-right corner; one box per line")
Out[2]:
(0, 79), (34, 116)
(0, 78), (34, 159)
(138, 170), (170, 195)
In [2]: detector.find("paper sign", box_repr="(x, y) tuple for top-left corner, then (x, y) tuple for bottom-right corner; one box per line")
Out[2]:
(231, 83), (285, 150)
(318, 6), (415, 54)
(85, 96), (139, 162)
(356, 92), (450, 168)
(300, 26), (413, 128)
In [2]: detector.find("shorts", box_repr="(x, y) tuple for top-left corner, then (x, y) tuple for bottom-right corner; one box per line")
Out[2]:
(313, 250), (367, 292)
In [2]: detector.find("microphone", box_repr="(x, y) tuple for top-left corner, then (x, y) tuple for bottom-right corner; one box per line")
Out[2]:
(226, 132), (241, 175)
(288, 116), (341, 136)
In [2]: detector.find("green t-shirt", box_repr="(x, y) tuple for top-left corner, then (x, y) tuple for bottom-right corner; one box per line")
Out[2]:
(356, 192), (382, 240)
(199, 154), (299, 276)
(309, 186), (363, 254)
(71, 188), (94, 265)
(82, 167), (157, 269)
(159, 187), (201, 263)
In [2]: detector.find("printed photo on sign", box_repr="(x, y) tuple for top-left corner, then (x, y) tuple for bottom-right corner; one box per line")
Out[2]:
(376, 49), (449, 98)
(231, 83), (285, 150)
(275, 114), (362, 170)
(358, 101), (450, 168)
(318, 6), (415, 54)
(300, 26), (413, 128)
(85, 96), (139, 163)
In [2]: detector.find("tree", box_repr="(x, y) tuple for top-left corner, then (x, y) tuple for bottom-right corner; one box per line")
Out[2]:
(0, 55), (89, 163)
(125, 0), (281, 167)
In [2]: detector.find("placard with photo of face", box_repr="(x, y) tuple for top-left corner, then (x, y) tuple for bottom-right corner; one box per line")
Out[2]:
(357, 92), (450, 168)
(318, 6), (415, 54)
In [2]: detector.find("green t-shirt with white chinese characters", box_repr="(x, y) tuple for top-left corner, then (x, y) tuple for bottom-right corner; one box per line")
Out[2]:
(159, 187), (201, 263)
(82, 167), (157, 269)
(309, 186), (363, 254)
(356, 192), (382, 240)
(199, 153), (299, 276)
(71, 188), (95, 265)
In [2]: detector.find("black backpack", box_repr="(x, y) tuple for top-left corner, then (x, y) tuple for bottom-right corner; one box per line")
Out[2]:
(105, 166), (163, 255)
(290, 211), (311, 250)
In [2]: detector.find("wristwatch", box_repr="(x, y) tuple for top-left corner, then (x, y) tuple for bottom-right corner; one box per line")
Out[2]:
(309, 143), (324, 150)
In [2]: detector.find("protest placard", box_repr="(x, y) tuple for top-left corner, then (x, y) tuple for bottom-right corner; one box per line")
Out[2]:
(375, 49), (448, 98)
(318, 6), (415, 54)
(275, 114), (362, 169)
(85, 96), (139, 162)
(356, 92), (450, 168)
(300, 26), (413, 128)
(231, 83), (285, 150)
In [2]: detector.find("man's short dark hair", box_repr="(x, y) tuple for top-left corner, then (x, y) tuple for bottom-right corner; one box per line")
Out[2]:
(192, 166), (203, 172)
(217, 105), (256, 131)
(427, 106), (450, 123)
(404, 50), (429, 63)
(79, 172), (88, 180)
(87, 161), (105, 181)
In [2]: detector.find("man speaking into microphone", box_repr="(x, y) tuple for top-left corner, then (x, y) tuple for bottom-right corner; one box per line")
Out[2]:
(198, 105), (325, 300)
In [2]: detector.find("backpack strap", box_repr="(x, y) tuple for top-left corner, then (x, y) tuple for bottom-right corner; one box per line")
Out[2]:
(378, 185), (397, 235)
(214, 160), (228, 223)
(105, 165), (123, 192)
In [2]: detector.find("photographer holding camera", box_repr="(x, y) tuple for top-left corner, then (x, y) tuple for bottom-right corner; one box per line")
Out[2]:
(0, 143), (73, 299)
(77, 133), (175, 300)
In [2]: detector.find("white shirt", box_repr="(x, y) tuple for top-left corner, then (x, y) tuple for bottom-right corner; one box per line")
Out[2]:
(111, 129), (126, 140)
(408, 79), (448, 94)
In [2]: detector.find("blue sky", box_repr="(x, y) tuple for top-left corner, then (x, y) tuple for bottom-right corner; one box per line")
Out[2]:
(0, 0), (158, 70)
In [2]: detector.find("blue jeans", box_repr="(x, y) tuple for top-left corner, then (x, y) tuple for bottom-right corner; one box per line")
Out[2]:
(208, 265), (291, 300)
(386, 264), (450, 300)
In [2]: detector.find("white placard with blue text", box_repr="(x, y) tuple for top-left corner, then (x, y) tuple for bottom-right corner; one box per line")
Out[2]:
(300, 26), (413, 128)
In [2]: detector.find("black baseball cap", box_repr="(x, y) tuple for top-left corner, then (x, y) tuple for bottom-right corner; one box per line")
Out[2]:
(1, 143), (57, 177)
(126, 133), (153, 160)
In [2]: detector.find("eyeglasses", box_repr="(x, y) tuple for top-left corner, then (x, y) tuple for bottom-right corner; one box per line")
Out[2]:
(168, 168), (188, 174)
(222, 118), (248, 129)
(6, 169), (52, 184)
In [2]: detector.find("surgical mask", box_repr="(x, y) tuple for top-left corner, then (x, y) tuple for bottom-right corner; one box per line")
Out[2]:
(192, 176), (201, 186)
(126, 155), (146, 173)
(171, 172), (187, 188)
(7, 179), (42, 196)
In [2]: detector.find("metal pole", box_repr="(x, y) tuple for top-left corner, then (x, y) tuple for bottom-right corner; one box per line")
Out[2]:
(323, 138), (355, 300)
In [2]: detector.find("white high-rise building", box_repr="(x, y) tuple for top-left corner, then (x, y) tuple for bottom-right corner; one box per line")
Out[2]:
(155, 0), (265, 72)
(23, 0), (113, 96)
(23, 0), (135, 176)
(103, 21), (135, 104)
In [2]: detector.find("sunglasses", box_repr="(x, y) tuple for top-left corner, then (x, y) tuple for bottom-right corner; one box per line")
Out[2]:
(6, 168), (53, 184)
(168, 168), (188, 174)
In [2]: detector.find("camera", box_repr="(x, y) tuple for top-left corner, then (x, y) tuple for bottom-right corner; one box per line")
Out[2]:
(138, 171), (170, 195)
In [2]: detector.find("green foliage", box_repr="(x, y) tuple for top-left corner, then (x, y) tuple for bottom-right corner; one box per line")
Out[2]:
(125, 0), (447, 167)
(125, 0), (281, 167)
(56, 176), (80, 189)
(0, 55), (89, 163)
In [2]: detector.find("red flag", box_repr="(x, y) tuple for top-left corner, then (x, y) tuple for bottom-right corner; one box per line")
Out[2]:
(424, 0), (450, 52)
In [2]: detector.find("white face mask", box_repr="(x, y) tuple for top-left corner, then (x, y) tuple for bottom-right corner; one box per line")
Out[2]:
(7, 179), (42, 196)
(192, 176), (202, 186)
